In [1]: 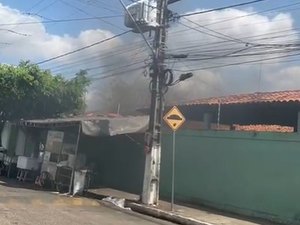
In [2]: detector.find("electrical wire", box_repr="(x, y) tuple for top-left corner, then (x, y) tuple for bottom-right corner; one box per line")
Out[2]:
(181, 17), (247, 45)
(73, 0), (122, 14)
(45, 38), (147, 70)
(169, 2), (300, 41)
(27, 0), (47, 11)
(59, 0), (126, 31)
(200, 1), (300, 28)
(36, 30), (131, 65)
(36, 0), (59, 14)
(0, 15), (123, 27)
(0, 28), (30, 37)
(51, 45), (148, 74)
(178, 20), (246, 45)
(172, 51), (300, 72)
(177, 0), (267, 18)
(90, 65), (146, 81)
(167, 23), (300, 55)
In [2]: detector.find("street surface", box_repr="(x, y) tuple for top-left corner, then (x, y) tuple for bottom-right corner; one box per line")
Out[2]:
(0, 178), (174, 225)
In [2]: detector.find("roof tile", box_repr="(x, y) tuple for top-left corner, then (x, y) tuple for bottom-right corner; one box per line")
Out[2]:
(182, 90), (300, 106)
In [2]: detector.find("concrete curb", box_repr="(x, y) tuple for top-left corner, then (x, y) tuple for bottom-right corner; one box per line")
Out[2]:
(128, 202), (214, 225)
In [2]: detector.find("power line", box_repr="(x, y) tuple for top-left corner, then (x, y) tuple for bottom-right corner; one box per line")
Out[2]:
(178, 20), (245, 45)
(167, 25), (300, 55)
(180, 48), (300, 62)
(36, 0), (59, 14)
(171, 2), (300, 45)
(36, 30), (131, 65)
(56, 41), (149, 77)
(59, 0), (126, 31)
(172, 51), (300, 72)
(0, 15), (123, 27)
(72, 0), (122, 14)
(200, 1), (300, 28)
(0, 28), (30, 37)
(90, 65), (146, 81)
(87, 59), (148, 78)
(181, 17), (247, 44)
(27, 0), (47, 11)
(51, 45), (148, 74)
(68, 64), (146, 81)
(178, 0), (267, 18)
(45, 39), (146, 70)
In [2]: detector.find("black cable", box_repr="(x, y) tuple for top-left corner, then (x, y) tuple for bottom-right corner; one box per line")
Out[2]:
(169, 2), (300, 43)
(36, 0), (59, 14)
(167, 25), (300, 55)
(200, 1), (300, 28)
(87, 59), (148, 78)
(46, 40), (147, 71)
(178, 21), (246, 44)
(50, 47), (146, 73)
(0, 28), (30, 37)
(180, 48), (300, 62)
(172, 51), (300, 72)
(181, 17), (251, 45)
(36, 30), (131, 65)
(73, 0), (121, 14)
(59, 0), (126, 31)
(27, 0), (47, 11)
(0, 15), (123, 27)
(178, 0), (267, 18)
(90, 65), (146, 81)
(168, 28), (300, 53)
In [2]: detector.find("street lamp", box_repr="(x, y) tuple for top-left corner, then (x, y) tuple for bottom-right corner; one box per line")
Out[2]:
(168, 72), (193, 86)
(179, 72), (193, 82)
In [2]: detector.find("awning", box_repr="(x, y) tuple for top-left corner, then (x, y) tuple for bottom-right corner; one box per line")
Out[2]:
(19, 116), (149, 137)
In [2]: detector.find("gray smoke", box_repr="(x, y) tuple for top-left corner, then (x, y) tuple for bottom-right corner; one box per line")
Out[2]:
(86, 8), (300, 114)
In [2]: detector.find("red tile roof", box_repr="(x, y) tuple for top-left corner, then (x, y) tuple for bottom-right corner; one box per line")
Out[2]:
(233, 124), (294, 133)
(182, 90), (300, 106)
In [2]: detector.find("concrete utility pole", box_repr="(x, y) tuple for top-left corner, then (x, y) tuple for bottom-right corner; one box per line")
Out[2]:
(142, 0), (169, 205)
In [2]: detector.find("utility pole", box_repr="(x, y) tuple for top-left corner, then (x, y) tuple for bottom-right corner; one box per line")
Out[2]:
(142, 0), (169, 205)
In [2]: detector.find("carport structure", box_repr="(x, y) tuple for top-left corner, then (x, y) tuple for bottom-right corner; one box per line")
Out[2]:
(18, 115), (148, 194)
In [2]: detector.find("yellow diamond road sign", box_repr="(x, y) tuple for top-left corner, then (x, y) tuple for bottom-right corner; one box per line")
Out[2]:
(163, 106), (185, 131)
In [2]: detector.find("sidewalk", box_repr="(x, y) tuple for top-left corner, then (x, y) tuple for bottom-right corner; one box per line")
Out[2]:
(88, 188), (276, 225)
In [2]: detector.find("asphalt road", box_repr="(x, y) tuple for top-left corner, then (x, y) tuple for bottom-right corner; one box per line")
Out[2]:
(0, 178), (174, 225)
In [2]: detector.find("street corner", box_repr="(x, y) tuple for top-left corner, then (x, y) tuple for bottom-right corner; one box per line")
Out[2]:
(1, 193), (100, 208)
(128, 202), (213, 225)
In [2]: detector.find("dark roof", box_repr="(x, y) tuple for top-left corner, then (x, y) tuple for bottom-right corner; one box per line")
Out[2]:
(180, 90), (300, 106)
(18, 115), (149, 136)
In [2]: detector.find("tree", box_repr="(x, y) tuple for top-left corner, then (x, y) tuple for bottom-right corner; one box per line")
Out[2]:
(0, 61), (90, 121)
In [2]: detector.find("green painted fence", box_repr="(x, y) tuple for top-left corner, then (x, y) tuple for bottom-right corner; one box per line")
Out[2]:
(79, 130), (300, 224)
(161, 130), (300, 225)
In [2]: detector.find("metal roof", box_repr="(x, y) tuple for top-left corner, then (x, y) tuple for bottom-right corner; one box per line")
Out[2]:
(18, 115), (149, 136)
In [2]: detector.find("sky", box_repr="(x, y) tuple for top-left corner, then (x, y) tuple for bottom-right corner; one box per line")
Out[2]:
(0, 0), (300, 113)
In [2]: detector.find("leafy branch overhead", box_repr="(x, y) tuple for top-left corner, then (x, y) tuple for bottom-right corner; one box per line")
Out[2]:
(0, 61), (90, 120)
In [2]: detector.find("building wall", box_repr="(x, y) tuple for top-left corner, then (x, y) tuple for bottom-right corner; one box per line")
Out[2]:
(77, 130), (300, 224)
(160, 130), (300, 224)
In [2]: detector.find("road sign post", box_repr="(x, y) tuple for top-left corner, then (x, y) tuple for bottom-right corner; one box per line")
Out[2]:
(163, 106), (185, 211)
(171, 130), (176, 211)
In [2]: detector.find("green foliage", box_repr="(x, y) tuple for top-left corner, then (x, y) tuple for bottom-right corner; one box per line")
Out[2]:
(0, 61), (90, 120)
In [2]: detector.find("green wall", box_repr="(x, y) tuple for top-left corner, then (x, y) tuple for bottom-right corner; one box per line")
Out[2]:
(160, 130), (300, 224)
(79, 130), (300, 224)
